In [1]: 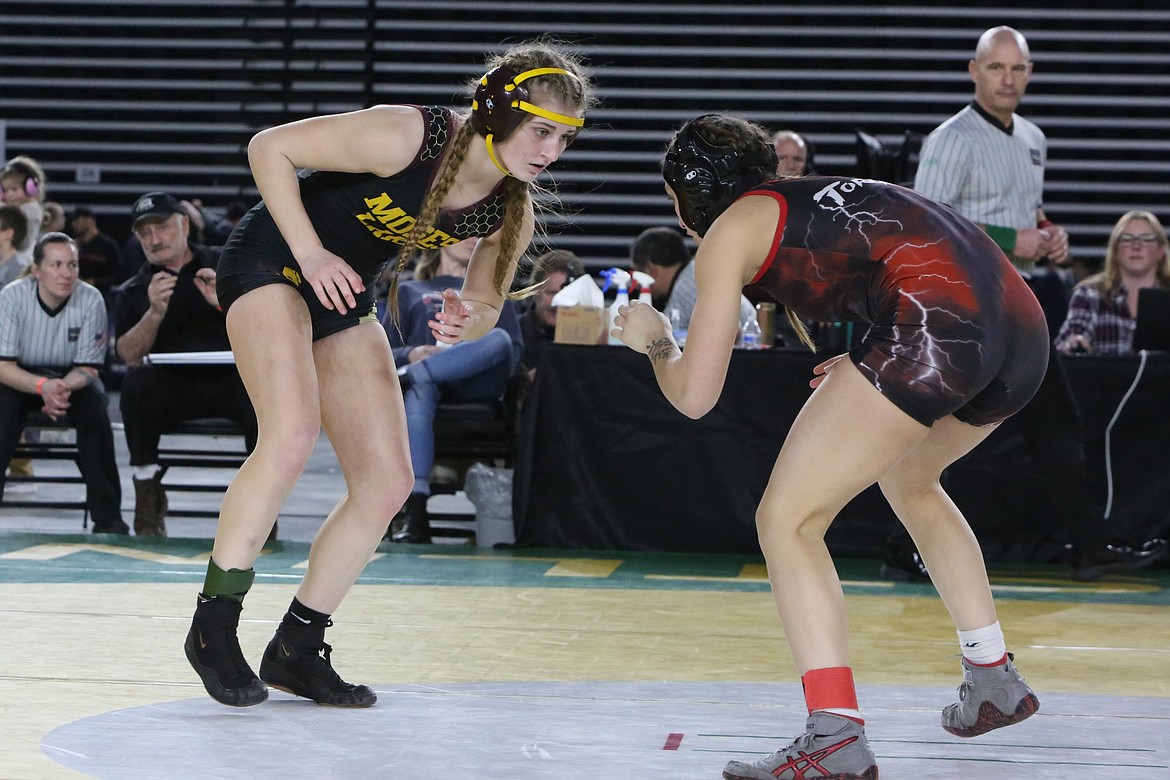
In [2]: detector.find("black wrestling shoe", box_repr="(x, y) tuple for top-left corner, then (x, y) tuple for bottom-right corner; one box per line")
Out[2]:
(1070, 538), (1168, 582)
(184, 595), (268, 707)
(879, 540), (931, 583)
(389, 492), (431, 544)
(259, 626), (377, 707)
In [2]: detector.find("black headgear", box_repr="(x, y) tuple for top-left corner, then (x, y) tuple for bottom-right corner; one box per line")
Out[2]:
(662, 116), (778, 236)
(471, 66), (584, 176)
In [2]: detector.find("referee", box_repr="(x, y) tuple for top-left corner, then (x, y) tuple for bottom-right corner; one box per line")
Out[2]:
(0, 232), (127, 533)
(900, 26), (1166, 582)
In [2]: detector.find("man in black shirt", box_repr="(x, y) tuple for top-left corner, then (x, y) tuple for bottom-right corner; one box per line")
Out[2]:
(112, 192), (257, 536)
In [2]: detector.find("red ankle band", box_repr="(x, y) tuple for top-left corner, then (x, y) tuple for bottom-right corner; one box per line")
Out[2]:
(970, 653), (1009, 668)
(802, 666), (859, 714)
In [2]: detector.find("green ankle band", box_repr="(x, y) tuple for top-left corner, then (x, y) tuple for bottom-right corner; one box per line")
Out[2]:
(202, 559), (255, 602)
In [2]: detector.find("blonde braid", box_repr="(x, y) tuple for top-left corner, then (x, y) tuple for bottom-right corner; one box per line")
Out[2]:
(493, 176), (532, 298)
(386, 120), (476, 325)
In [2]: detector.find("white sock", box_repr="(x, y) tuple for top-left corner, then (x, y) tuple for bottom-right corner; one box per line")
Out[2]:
(133, 465), (161, 480)
(957, 621), (1007, 665)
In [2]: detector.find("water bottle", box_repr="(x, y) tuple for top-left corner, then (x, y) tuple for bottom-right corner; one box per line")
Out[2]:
(740, 314), (763, 350)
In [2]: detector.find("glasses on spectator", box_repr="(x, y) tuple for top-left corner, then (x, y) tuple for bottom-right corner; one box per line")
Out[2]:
(1118, 234), (1160, 245)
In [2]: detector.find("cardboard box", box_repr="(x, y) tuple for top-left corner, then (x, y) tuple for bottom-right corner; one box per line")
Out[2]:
(554, 306), (606, 345)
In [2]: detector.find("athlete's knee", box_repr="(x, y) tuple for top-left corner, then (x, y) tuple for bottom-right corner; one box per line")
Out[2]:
(255, 422), (320, 478)
(878, 461), (942, 507)
(755, 502), (834, 552)
(349, 463), (412, 520)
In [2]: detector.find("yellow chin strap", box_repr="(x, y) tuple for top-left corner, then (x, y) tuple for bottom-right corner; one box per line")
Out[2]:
(478, 67), (585, 178)
(484, 135), (511, 176)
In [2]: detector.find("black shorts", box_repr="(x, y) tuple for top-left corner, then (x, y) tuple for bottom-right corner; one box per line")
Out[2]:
(217, 207), (382, 341)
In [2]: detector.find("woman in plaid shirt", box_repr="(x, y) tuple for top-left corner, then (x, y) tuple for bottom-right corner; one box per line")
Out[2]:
(1056, 210), (1170, 355)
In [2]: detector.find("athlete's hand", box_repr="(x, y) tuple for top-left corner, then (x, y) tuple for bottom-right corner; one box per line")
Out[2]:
(810, 353), (848, 389)
(429, 288), (471, 345)
(612, 300), (673, 354)
(299, 246), (364, 315)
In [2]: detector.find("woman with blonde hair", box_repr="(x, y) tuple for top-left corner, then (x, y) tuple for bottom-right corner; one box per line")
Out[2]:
(1056, 210), (1170, 355)
(185, 39), (594, 708)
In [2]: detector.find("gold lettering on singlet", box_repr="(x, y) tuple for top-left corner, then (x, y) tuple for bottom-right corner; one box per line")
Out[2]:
(357, 193), (461, 248)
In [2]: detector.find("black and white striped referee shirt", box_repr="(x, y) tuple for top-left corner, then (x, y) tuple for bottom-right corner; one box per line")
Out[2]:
(914, 103), (1047, 271)
(0, 276), (108, 376)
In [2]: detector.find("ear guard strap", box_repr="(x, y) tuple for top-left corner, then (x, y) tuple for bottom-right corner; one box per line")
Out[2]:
(509, 68), (585, 127)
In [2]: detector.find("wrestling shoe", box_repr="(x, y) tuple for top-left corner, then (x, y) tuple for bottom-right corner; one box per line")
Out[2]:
(259, 625), (377, 707)
(722, 712), (878, 780)
(942, 653), (1039, 737)
(184, 595), (268, 707)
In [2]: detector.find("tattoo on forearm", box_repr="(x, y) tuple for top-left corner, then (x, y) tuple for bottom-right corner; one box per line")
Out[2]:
(646, 337), (675, 363)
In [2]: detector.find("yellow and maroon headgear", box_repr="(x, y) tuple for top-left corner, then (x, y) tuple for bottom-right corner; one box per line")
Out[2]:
(471, 66), (584, 176)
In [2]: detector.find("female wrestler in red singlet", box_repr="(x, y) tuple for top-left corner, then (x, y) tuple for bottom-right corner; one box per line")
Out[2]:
(613, 114), (1048, 780)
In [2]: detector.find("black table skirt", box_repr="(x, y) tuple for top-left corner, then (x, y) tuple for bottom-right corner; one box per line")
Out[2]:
(513, 344), (1170, 562)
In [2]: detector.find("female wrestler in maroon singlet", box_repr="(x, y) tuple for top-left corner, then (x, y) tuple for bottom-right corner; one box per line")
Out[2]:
(183, 41), (595, 711)
(613, 114), (1048, 780)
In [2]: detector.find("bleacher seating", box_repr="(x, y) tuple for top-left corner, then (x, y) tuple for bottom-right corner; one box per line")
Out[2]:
(1, 1), (1167, 273)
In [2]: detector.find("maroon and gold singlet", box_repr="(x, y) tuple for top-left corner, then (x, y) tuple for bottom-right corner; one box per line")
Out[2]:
(216, 106), (507, 340)
(744, 176), (1049, 427)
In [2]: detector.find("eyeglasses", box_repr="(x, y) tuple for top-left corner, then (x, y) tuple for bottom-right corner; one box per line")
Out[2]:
(1118, 234), (1160, 245)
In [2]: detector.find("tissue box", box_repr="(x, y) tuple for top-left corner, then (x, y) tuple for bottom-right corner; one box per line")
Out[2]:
(554, 306), (606, 345)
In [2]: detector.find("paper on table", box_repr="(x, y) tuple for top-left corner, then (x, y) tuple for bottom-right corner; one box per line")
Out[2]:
(145, 351), (235, 365)
(551, 274), (604, 308)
